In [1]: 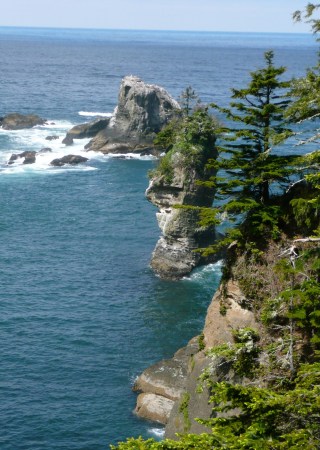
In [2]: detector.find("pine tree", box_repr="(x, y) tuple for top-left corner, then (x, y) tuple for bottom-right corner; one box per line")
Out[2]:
(200, 51), (297, 252)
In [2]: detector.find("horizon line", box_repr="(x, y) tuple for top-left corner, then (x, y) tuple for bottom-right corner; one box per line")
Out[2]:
(0, 24), (313, 36)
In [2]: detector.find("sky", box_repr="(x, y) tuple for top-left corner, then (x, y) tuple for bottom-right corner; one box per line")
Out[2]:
(0, 0), (312, 33)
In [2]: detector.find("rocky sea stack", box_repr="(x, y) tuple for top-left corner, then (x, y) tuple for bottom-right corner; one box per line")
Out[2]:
(146, 109), (219, 280)
(84, 75), (180, 155)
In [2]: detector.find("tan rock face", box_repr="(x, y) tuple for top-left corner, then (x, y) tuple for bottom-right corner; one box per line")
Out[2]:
(135, 393), (175, 424)
(203, 280), (259, 349)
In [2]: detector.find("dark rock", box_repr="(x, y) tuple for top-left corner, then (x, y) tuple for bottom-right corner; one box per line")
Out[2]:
(1, 113), (45, 130)
(8, 151), (37, 165)
(39, 147), (52, 153)
(45, 135), (59, 141)
(62, 118), (110, 146)
(86, 75), (180, 154)
(50, 154), (88, 167)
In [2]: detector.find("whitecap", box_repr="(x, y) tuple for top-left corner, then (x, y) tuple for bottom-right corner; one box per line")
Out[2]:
(99, 152), (157, 161)
(147, 427), (165, 439)
(78, 111), (113, 118)
(183, 260), (223, 282)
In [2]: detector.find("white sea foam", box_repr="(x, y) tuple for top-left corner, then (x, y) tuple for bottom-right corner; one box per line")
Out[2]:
(78, 111), (113, 118)
(183, 260), (223, 282)
(0, 122), (97, 174)
(148, 427), (165, 439)
(101, 152), (157, 161)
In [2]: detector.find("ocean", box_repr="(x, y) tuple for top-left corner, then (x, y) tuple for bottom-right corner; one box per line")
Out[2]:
(0, 27), (317, 449)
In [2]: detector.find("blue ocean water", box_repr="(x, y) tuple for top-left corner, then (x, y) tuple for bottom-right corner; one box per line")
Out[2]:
(0, 28), (318, 449)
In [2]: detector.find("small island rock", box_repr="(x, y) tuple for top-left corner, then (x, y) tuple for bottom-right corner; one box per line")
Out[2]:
(50, 155), (88, 167)
(1, 113), (45, 130)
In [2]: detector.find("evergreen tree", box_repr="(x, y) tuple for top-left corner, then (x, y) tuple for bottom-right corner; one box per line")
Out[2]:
(200, 51), (297, 252)
(178, 86), (200, 117)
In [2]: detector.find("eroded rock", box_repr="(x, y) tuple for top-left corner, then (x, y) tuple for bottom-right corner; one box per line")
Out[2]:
(8, 151), (37, 165)
(50, 155), (88, 167)
(135, 393), (174, 424)
(85, 76), (179, 154)
(62, 118), (109, 145)
(1, 113), (45, 130)
(146, 152), (218, 280)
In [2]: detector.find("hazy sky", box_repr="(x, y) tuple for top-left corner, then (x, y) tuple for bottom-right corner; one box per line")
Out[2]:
(0, 0), (312, 33)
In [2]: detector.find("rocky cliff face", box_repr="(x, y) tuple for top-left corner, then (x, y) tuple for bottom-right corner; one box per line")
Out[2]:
(85, 76), (180, 154)
(146, 155), (217, 280)
(133, 278), (258, 434)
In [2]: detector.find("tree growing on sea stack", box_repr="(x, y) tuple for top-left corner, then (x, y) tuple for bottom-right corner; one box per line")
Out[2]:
(199, 50), (297, 253)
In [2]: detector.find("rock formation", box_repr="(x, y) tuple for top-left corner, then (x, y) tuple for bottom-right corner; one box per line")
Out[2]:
(50, 155), (88, 167)
(0, 113), (45, 130)
(133, 337), (199, 425)
(62, 118), (110, 145)
(132, 277), (257, 432)
(8, 151), (37, 165)
(84, 76), (180, 154)
(146, 151), (218, 280)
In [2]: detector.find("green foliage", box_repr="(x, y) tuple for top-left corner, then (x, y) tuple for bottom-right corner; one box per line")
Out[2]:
(196, 364), (320, 449)
(198, 51), (298, 255)
(112, 362), (320, 449)
(150, 108), (217, 183)
(205, 328), (261, 379)
(178, 86), (201, 117)
(179, 392), (191, 432)
(197, 333), (205, 351)
(293, 3), (320, 35)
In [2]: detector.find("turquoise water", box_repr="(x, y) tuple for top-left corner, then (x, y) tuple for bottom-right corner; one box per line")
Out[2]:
(0, 28), (318, 449)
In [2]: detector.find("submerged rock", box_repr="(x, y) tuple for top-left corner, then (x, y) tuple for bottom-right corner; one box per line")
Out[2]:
(45, 135), (59, 141)
(62, 118), (110, 145)
(85, 75), (179, 154)
(1, 113), (45, 130)
(50, 155), (88, 167)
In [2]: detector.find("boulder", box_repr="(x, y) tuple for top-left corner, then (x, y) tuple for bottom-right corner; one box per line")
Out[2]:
(135, 394), (174, 424)
(45, 135), (59, 141)
(86, 75), (180, 154)
(50, 155), (88, 167)
(62, 118), (110, 145)
(38, 147), (52, 153)
(8, 151), (37, 165)
(1, 113), (45, 130)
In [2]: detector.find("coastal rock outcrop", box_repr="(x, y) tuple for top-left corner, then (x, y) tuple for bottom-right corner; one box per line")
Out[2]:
(8, 151), (37, 165)
(133, 338), (199, 424)
(0, 113), (45, 130)
(50, 154), (88, 167)
(85, 75), (180, 154)
(146, 150), (218, 280)
(62, 118), (110, 145)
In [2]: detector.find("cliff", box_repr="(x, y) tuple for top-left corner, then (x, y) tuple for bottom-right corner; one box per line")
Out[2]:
(133, 221), (320, 439)
(146, 109), (219, 280)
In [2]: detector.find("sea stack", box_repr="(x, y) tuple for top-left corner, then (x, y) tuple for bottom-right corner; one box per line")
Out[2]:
(84, 75), (180, 155)
(146, 123), (218, 280)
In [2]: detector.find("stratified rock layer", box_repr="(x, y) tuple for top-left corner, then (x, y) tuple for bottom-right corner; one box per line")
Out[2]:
(85, 76), (180, 154)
